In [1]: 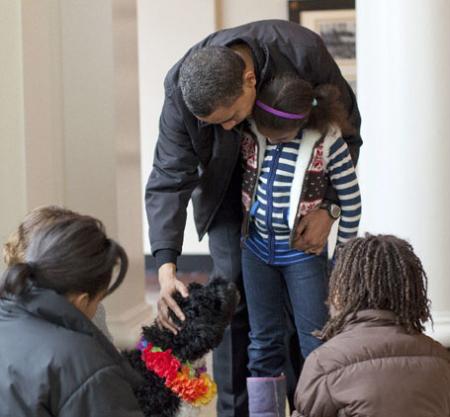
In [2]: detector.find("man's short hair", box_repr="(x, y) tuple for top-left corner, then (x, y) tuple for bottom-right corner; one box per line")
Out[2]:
(179, 46), (245, 117)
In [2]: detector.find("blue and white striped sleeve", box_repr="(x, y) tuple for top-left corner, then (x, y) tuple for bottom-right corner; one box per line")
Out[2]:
(327, 137), (362, 244)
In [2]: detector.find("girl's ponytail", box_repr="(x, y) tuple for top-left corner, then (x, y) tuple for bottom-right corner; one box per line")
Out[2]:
(309, 84), (355, 137)
(104, 239), (128, 295)
(0, 263), (35, 297)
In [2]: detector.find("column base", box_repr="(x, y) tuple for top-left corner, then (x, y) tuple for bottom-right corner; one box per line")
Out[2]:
(107, 302), (153, 349)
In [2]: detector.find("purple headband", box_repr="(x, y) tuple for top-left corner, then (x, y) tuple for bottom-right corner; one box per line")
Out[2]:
(255, 100), (306, 120)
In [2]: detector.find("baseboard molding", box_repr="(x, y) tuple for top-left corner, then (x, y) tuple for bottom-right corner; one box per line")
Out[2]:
(107, 302), (153, 349)
(145, 254), (213, 273)
(425, 311), (450, 347)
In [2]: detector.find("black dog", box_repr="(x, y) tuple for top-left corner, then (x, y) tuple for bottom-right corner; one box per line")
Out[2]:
(124, 278), (239, 417)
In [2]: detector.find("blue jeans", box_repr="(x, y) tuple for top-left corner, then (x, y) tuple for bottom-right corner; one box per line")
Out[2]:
(242, 246), (329, 377)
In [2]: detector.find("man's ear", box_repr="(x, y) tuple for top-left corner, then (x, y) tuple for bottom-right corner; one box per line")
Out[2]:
(243, 70), (256, 88)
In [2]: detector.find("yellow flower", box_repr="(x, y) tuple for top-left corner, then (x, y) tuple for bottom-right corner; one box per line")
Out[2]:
(192, 373), (217, 406)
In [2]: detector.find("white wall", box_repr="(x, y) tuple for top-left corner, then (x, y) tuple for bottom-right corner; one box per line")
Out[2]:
(137, 0), (287, 254)
(220, 0), (287, 27)
(137, 0), (216, 254)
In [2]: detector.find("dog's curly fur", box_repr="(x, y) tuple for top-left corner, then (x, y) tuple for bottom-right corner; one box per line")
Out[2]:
(124, 278), (239, 417)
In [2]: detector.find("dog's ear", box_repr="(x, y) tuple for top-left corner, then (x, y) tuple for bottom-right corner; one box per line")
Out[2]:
(205, 278), (240, 317)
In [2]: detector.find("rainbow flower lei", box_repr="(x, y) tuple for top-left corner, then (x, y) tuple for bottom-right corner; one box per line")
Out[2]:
(138, 339), (217, 406)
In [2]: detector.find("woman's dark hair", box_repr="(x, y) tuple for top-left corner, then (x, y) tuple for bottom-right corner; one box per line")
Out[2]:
(0, 216), (128, 299)
(179, 46), (245, 117)
(3, 205), (79, 266)
(320, 234), (431, 340)
(254, 74), (355, 137)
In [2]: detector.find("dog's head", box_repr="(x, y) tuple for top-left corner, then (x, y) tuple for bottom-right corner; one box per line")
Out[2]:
(142, 277), (239, 362)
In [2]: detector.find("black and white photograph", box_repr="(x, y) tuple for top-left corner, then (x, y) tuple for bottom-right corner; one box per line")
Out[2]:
(314, 13), (355, 60)
(300, 9), (356, 64)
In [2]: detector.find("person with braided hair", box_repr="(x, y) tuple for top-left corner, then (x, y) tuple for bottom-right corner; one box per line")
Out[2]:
(292, 234), (450, 417)
(0, 213), (145, 417)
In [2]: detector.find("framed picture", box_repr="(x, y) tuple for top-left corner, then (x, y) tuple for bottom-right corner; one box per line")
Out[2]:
(289, 0), (356, 93)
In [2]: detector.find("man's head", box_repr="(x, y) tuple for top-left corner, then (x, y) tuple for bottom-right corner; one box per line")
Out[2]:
(179, 46), (256, 130)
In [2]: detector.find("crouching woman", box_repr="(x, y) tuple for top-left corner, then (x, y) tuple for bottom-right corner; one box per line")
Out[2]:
(0, 215), (144, 417)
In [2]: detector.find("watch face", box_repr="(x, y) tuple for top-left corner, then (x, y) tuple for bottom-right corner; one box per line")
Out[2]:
(330, 204), (341, 219)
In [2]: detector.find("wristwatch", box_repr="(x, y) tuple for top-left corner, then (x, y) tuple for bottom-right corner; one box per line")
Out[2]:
(320, 201), (341, 220)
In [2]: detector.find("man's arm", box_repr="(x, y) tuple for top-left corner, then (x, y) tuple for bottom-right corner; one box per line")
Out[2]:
(145, 88), (198, 330)
(145, 90), (200, 256)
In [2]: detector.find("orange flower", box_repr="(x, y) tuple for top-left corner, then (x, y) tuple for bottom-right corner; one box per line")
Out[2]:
(140, 344), (217, 406)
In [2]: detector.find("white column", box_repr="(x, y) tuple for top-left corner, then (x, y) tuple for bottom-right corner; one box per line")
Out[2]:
(59, 0), (151, 348)
(357, 0), (450, 345)
(0, 1), (27, 267)
(21, 0), (65, 208)
(0, 0), (151, 348)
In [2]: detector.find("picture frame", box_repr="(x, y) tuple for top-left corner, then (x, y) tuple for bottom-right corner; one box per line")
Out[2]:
(288, 0), (356, 93)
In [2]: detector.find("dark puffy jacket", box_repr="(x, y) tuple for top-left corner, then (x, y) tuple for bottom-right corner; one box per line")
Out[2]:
(293, 310), (450, 417)
(0, 287), (144, 417)
(145, 19), (362, 257)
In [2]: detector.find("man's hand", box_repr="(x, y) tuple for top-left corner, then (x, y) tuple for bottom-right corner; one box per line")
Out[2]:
(157, 263), (188, 334)
(293, 209), (335, 255)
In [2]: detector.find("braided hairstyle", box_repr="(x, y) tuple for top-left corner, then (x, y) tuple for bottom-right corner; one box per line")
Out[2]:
(320, 234), (431, 340)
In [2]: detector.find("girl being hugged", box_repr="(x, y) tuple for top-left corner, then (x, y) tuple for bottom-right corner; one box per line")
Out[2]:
(240, 75), (362, 416)
(0, 213), (144, 417)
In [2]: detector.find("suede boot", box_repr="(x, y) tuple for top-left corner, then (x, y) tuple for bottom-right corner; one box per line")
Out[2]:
(247, 376), (286, 417)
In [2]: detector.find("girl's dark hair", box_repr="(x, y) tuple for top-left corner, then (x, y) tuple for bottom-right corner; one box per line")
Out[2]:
(320, 234), (431, 340)
(254, 74), (355, 137)
(0, 216), (128, 299)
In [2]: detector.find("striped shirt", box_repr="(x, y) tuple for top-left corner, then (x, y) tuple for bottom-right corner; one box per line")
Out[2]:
(328, 137), (361, 243)
(244, 135), (361, 266)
